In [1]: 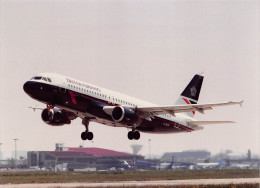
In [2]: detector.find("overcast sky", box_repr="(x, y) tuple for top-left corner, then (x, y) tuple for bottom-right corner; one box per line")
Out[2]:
(1, 0), (259, 159)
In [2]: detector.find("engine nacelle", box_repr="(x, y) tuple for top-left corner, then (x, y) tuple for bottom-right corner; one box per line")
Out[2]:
(41, 108), (71, 126)
(111, 106), (139, 124)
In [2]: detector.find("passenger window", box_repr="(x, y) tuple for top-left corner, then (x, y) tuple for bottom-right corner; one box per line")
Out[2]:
(47, 78), (52, 82)
(42, 77), (47, 81)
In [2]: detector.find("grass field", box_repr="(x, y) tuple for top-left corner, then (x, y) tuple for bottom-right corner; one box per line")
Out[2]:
(0, 169), (259, 185)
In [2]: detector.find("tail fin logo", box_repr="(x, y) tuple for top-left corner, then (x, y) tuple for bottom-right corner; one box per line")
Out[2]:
(190, 86), (197, 97)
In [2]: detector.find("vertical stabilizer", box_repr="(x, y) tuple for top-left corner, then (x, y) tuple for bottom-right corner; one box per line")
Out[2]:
(175, 74), (204, 117)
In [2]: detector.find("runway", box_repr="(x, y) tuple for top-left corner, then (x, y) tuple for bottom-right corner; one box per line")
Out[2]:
(1, 178), (259, 188)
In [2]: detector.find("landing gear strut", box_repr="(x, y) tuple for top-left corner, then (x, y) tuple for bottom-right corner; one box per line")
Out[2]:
(81, 118), (94, 141)
(127, 130), (140, 140)
(47, 103), (54, 110)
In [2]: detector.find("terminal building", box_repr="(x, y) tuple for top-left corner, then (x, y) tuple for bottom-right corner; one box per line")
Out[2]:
(27, 144), (143, 171)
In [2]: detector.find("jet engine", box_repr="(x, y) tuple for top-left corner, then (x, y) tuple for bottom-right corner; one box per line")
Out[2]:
(111, 106), (139, 124)
(41, 108), (72, 126)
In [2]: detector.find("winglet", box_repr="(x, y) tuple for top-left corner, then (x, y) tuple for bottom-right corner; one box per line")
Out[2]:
(239, 100), (244, 108)
(228, 100), (244, 107)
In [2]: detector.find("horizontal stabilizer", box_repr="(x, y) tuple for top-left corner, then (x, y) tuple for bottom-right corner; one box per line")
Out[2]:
(187, 121), (235, 130)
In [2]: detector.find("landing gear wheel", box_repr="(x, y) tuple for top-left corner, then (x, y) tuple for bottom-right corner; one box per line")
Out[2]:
(81, 131), (94, 140)
(87, 132), (93, 140)
(128, 131), (140, 140)
(128, 131), (134, 140)
(133, 131), (140, 140)
(81, 132), (88, 140)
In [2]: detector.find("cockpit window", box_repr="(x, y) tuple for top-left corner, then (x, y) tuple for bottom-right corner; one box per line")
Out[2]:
(34, 76), (42, 80)
(33, 76), (51, 82)
(42, 77), (48, 81)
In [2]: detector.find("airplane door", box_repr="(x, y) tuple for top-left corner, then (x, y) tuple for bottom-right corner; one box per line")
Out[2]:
(59, 87), (66, 93)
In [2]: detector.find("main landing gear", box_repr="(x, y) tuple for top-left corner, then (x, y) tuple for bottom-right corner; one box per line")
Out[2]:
(81, 131), (93, 141)
(81, 118), (94, 141)
(127, 130), (140, 140)
(80, 117), (140, 141)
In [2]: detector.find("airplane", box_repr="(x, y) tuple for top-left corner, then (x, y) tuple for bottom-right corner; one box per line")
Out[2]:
(23, 73), (242, 141)
(196, 159), (225, 169)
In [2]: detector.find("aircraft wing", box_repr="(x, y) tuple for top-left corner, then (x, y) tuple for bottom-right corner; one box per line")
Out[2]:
(135, 101), (243, 118)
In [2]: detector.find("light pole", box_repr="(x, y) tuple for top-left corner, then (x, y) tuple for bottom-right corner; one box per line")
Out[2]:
(131, 144), (142, 171)
(0, 143), (2, 160)
(13, 139), (18, 168)
(148, 139), (151, 159)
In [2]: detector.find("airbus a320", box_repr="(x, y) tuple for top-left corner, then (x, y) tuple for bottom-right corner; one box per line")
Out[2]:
(23, 73), (242, 141)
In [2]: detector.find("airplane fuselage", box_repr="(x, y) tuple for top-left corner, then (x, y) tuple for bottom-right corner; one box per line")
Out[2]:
(23, 73), (194, 135)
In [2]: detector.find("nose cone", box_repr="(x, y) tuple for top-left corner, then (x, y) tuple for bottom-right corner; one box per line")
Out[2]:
(23, 81), (48, 102)
(23, 81), (33, 95)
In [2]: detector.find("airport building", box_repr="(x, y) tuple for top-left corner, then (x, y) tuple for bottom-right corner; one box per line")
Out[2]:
(27, 145), (144, 171)
(161, 150), (211, 163)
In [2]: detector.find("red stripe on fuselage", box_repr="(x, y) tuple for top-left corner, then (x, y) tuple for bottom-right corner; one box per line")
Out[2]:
(68, 91), (77, 104)
(68, 90), (116, 106)
(182, 98), (195, 115)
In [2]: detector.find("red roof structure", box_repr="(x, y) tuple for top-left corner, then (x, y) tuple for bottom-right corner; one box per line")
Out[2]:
(67, 147), (133, 157)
